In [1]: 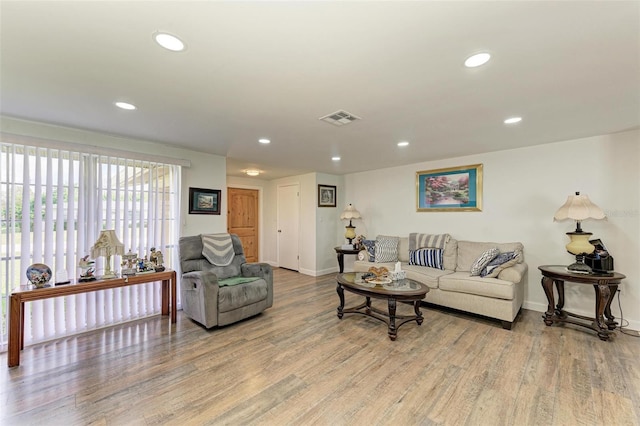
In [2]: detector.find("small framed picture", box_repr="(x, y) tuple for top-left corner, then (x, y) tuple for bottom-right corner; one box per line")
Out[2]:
(318, 184), (337, 207)
(189, 187), (221, 215)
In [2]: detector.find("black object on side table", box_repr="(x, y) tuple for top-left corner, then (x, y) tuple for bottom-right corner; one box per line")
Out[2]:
(334, 246), (361, 273)
(538, 265), (625, 341)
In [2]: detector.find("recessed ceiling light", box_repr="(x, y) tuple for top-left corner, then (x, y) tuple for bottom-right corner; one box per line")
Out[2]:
(332, 156), (341, 161)
(397, 141), (410, 147)
(245, 169), (260, 176)
(504, 117), (522, 124)
(464, 52), (491, 68)
(258, 138), (271, 144)
(154, 32), (185, 52)
(115, 101), (136, 110)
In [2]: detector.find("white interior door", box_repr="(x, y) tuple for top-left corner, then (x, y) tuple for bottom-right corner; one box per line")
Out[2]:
(277, 183), (300, 271)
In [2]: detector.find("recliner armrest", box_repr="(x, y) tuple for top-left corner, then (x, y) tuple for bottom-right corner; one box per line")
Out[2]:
(242, 263), (271, 280)
(241, 263), (273, 308)
(182, 270), (219, 287)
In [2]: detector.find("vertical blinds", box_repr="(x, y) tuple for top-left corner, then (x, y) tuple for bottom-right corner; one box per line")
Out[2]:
(0, 143), (181, 349)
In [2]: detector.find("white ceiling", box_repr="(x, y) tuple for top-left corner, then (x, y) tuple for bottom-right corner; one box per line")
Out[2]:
(1, 1), (639, 180)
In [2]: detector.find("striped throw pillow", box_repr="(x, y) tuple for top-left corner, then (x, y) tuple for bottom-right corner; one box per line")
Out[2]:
(409, 248), (444, 269)
(409, 233), (450, 251)
(374, 235), (399, 263)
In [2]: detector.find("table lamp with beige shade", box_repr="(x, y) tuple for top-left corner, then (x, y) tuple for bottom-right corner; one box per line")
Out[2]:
(553, 191), (606, 273)
(91, 230), (125, 279)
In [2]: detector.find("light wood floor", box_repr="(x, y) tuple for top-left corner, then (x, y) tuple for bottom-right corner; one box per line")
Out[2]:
(2, 268), (640, 425)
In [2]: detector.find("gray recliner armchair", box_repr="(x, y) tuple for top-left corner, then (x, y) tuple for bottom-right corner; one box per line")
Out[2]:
(179, 234), (273, 328)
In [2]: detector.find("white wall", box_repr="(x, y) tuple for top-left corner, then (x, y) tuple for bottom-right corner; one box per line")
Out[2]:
(316, 173), (345, 275)
(1, 117), (229, 237)
(255, 172), (344, 276)
(344, 130), (640, 330)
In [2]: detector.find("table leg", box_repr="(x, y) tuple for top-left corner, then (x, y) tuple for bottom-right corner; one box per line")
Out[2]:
(604, 284), (618, 330)
(8, 294), (21, 367)
(555, 280), (565, 312)
(594, 284), (612, 340)
(414, 301), (424, 325)
(336, 253), (345, 273)
(170, 274), (177, 323)
(365, 296), (371, 314)
(161, 279), (169, 316)
(541, 276), (555, 326)
(387, 298), (397, 341)
(336, 284), (345, 318)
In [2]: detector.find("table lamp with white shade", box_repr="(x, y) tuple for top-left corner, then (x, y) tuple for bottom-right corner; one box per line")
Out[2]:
(553, 191), (606, 273)
(91, 230), (125, 279)
(340, 204), (362, 247)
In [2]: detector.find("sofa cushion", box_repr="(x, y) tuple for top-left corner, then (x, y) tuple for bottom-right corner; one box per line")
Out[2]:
(409, 233), (450, 251)
(439, 271), (516, 300)
(362, 239), (376, 261)
(400, 264), (453, 289)
(456, 240), (524, 272)
(470, 247), (499, 276)
(409, 248), (444, 269)
(375, 235), (399, 263)
(481, 251), (522, 278)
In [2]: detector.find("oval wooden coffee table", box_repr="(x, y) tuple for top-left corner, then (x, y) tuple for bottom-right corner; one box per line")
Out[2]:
(336, 272), (429, 340)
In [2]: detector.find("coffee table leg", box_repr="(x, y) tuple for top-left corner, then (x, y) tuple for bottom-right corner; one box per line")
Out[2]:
(388, 298), (397, 341)
(336, 284), (345, 319)
(414, 300), (424, 325)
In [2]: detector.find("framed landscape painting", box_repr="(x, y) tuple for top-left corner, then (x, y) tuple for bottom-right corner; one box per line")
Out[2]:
(189, 187), (221, 215)
(416, 164), (483, 212)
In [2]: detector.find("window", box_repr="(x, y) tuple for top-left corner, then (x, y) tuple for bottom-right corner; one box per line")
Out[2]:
(0, 142), (181, 349)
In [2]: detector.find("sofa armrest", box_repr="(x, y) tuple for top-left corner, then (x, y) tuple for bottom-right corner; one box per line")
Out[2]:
(497, 262), (528, 283)
(242, 262), (274, 307)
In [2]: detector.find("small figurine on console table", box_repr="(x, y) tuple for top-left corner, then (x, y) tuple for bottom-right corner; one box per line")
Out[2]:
(78, 255), (96, 282)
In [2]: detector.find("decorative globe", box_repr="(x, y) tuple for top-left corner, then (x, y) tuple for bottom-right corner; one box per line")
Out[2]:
(26, 263), (52, 288)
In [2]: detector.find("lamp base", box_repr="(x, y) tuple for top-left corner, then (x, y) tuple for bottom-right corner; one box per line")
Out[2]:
(567, 254), (592, 274)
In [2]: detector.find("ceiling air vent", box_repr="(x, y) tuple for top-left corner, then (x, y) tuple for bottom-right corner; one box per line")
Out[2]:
(319, 110), (362, 127)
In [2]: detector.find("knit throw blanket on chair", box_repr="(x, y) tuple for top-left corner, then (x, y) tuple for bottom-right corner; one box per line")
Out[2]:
(201, 233), (235, 266)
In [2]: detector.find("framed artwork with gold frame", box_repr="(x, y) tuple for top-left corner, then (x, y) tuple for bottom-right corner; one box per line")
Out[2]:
(416, 164), (483, 212)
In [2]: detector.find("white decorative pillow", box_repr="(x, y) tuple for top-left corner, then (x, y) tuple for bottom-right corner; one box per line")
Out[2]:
(481, 250), (522, 278)
(469, 247), (499, 276)
(375, 235), (399, 263)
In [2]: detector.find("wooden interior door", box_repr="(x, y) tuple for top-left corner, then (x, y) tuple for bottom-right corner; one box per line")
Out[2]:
(227, 188), (259, 262)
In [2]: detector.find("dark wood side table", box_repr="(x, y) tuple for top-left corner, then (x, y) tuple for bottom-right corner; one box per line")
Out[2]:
(334, 246), (361, 273)
(538, 265), (625, 341)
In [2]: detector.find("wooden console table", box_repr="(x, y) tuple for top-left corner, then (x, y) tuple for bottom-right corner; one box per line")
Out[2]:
(538, 265), (625, 341)
(8, 270), (177, 367)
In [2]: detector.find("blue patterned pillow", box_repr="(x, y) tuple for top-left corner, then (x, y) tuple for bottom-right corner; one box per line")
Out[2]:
(481, 251), (521, 278)
(362, 239), (376, 262)
(409, 248), (444, 269)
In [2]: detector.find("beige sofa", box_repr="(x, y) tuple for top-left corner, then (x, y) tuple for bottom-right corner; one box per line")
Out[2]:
(353, 236), (527, 329)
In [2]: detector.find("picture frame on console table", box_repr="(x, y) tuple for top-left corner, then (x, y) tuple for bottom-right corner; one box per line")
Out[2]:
(416, 164), (483, 212)
(189, 187), (221, 215)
